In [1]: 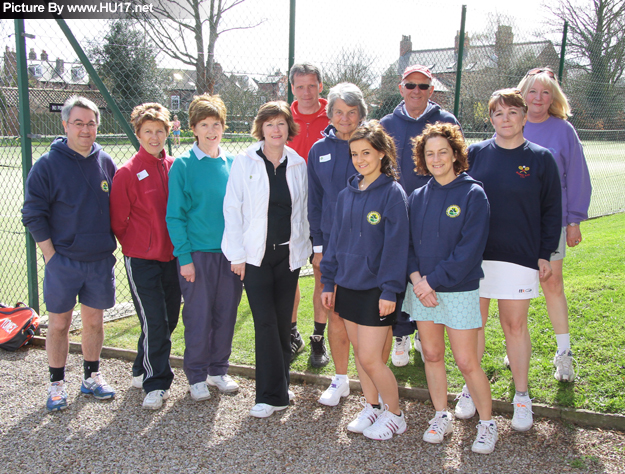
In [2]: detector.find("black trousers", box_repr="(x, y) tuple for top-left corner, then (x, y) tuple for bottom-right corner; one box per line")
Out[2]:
(244, 244), (300, 406)
(125, 257), (181, 393)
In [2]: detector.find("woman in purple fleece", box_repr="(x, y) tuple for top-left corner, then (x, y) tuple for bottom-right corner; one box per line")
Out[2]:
(517, 68), (592, 383)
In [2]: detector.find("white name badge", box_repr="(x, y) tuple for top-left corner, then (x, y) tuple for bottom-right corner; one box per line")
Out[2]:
(137, 170), (149, 181)
(320, 154), (331, 163)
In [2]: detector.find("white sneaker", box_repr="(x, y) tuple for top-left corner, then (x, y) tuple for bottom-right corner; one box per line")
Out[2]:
(423, 411), (453, 444)
(189, 381), (211, 401)
(318, 376), (349, 406)
(413, 331), (425, 363)
(363, 407), (407, 440)
(472, 422), (498, 454)
(454, 384), (476, 419)
(553, 350), (576, 382)
(206, 374), (239, 393)
(391, 336), (411, 367)
(131, 375), (143, 389)
(249, 403), (288, 418)
(142, 389), (170, 410)
(347, 398), (383, 433)
(511, 396), (533, 431)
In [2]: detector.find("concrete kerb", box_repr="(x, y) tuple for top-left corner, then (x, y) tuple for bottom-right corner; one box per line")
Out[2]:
(28, 336), (625, 432)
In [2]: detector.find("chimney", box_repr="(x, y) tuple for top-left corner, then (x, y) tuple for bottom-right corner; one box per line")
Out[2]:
(55, 58), (64, 76)
(495, 25), (514, 49)
(3, 47), (17, 84)
(41, 50), (48, 61)
(400, 35), (412, 57)
(495, 25), (514, 68)
(28, 48), (36, 60)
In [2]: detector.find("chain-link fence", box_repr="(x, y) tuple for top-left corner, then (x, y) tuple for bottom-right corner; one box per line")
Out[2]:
(1, 1), (624, 318)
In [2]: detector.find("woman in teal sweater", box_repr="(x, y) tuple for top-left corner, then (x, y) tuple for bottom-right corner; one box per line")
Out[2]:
(166, 95), (243, 401)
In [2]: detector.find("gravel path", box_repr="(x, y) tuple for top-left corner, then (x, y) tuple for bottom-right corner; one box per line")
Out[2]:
(1, 347), (624, 473)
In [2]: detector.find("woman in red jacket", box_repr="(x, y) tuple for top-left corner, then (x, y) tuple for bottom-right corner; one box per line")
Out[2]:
(110, 103), (181, 410)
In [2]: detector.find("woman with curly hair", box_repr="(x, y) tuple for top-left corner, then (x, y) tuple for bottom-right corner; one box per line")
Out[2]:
(403, 122), (495, 453)
(320, 120), (409, 440)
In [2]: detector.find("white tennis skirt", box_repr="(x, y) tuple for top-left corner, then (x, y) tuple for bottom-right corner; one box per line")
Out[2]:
(479, 260), (539, 300)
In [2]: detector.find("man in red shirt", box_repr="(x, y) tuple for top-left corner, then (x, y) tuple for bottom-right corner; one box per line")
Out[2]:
(288, 63), (330, 367)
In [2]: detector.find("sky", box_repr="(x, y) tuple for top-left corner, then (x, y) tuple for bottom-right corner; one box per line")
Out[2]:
(3, 0), (563, 80)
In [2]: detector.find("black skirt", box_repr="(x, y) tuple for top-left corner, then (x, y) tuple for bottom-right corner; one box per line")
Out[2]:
(334, 285), (399, 327)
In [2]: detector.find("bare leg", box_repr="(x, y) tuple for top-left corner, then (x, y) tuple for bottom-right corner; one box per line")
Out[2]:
(328, 311), (350, 373)
(46, 310), (73, 368)
(348, 322), (400, 414)
(312, 260), (329, 325)
(540, 260), (569, 335)
(477, 297), (490, 362)
(382, 328), (392, 364)
(343, 319), (378, 405)
(80, 304), (105, 362)
(447, 327), (492, 420)
(291, 283), (300, 324)
(417, 320), (447, 411)
(498, 299), (531, 392)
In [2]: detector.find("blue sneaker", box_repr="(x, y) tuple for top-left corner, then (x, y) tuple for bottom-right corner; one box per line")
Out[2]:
(47, 381), (68, 411)
(81, 372), (115, 399)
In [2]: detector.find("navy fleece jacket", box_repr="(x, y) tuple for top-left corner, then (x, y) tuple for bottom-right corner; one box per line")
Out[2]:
(307, 124), (357, 248)
(408, 173), (489, 292)
(380, 100), (461, 195)
(468, 139), (562, 270)
(22, 137), (117, 262)
(320, 173), (409, 302)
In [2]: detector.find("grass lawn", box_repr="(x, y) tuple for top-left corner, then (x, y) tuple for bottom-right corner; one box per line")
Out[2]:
(89, 212), (625, 414)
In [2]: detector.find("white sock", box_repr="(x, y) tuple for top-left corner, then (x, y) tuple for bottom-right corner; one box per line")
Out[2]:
(479, 419), (495, 426)
(334, 374), (348, 382)
(436, 410), (448, 418)
(555, 333), (571, 354)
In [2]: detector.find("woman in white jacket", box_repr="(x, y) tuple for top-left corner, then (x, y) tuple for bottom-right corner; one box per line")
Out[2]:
(222, 101), (311, 418)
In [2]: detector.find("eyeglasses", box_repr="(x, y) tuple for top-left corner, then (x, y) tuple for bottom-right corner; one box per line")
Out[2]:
(68, 121), (98, 130)
(403, 82), (431, 91)
(526, 68), (556, 80)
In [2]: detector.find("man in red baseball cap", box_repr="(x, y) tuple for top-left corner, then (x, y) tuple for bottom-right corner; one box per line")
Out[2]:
(380, 64), (462, 369)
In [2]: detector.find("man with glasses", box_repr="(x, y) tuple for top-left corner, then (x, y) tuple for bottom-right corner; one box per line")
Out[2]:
(22, 96), (118, 411)
(381, 65), (461, 368)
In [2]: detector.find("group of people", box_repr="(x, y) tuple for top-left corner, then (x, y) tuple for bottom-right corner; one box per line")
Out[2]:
(21, 60), (590, 455)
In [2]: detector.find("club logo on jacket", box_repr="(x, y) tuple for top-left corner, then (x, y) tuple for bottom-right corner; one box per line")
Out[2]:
(367, 211), (381, 225)
(101, 180), (109, 192)
(446, 205), (461, 218)
(516, 165), (530, 178)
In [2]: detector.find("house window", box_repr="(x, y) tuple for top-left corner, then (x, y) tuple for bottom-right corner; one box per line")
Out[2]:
(28, 64), (42, 78)
(71, 66), (85, 82)
(171, 95), (180, 110)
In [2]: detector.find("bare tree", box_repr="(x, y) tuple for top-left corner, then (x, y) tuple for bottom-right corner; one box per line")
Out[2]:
(547, 0), (625, 123)
(323, 48), (378, 105)
(135, 0), (264, 94)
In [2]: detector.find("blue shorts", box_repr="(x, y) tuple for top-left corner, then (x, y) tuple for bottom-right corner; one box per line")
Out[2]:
(402, 284), (481, 330)
(43, 253), (116, 313)
(173, 130), (180, 136)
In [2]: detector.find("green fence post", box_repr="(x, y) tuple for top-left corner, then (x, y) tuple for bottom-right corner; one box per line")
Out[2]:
(15, 20), (39, 313)
(453, 5), (467, 119)
(287, 0), (296, 104)
(54, 17), (140, 151)
(558, 21), (568, 85)
(167, 136), (173, 156)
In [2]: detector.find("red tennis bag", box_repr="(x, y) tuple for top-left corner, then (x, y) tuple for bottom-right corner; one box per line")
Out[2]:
(0, 303), (40, 351)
